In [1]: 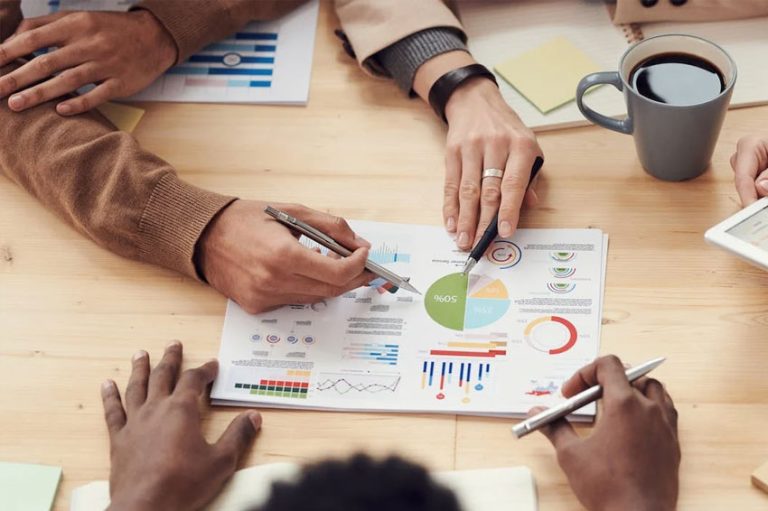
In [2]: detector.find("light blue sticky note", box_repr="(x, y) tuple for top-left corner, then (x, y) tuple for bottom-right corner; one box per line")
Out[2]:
(0, 462), (62, 511)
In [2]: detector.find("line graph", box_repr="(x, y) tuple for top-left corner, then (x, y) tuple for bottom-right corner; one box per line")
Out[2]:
(315, 374), (401, 395)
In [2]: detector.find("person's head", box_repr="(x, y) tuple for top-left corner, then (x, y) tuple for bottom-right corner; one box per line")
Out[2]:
(257, 453), (462, 511)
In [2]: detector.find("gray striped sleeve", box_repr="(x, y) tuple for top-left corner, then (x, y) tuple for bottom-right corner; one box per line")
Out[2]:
(374, 28), (468, 94)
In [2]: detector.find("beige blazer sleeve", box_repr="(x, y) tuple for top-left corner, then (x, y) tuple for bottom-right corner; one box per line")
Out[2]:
(334, 0), (465, 73)
(612, 0), (768, 24)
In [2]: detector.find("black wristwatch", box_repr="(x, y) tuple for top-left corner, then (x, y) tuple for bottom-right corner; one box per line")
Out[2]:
(428, 63), (498, 123)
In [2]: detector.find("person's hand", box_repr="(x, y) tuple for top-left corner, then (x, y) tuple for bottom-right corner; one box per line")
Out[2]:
(0, 9), (176, 115)
(102, 342), (262, 511)
(196, 200), (373, 314)
(443, 78), (543, 251)
(731, 135), (768, 206)
(532, 356), (680, 511)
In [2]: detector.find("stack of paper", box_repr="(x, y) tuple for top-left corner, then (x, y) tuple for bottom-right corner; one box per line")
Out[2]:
(212, 221), (608, 420)
(0, 461), (61, 511)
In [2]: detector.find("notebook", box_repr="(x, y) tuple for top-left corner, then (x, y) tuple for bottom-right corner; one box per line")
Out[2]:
(457, 0), (768, 131)
(0, 461), (62, 511)
(70, 463), (538, 511)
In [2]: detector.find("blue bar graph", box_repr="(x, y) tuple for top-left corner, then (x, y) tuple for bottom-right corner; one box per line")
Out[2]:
(189, 55), (275, 65)
(205, 43), (277, 53)
(235, 32), (279, 41)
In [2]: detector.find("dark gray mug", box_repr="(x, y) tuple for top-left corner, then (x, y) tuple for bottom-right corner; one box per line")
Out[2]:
(576, 34), (737, 181)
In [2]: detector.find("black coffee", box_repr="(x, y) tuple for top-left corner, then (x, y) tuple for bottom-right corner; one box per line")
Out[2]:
(630, 52), (725, 106)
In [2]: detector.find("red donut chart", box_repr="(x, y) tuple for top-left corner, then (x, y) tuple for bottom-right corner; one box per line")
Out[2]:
(524, 316), (578, 355)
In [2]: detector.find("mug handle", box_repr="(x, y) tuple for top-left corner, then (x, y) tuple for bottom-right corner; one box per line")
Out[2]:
(576, 72), (633, 135)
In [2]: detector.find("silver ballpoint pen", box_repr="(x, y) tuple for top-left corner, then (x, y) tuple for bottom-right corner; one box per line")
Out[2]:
(265, 206), (421, 294)
(512, 356), (666, 439)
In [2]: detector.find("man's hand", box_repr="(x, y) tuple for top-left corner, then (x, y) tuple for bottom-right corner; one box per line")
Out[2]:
(443, 78), (542, 250)
(102, 342), (261, 511)
(533, 356), (680, 511)
(0, 9), (176, 115)
(196, 200), (372, 314)
(731, 135), (768, 206)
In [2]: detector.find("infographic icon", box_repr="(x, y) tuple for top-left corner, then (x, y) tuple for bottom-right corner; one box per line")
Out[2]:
(524, 316), (578, 355)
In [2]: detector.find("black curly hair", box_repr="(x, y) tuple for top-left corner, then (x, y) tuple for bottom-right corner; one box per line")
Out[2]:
(255, 453), (463, 511)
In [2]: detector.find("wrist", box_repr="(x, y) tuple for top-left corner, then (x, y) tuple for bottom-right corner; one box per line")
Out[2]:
(444, 77), (501, 123)
(193, 200), (237, 282)
(131, 8), (177, 69)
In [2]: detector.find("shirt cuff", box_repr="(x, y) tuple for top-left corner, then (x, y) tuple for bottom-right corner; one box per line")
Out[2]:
(138, 174), (236, 280)
(374, 28), (468, 94)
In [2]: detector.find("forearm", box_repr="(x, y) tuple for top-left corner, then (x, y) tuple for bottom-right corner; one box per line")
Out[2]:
(135, 0), (306, 64)
(0, 61), (234, 279)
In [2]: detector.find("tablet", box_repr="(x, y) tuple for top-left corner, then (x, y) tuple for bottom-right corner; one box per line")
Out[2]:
(705, 197), (768, 271)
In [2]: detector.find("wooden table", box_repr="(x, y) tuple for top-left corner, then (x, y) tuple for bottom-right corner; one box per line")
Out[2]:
(2, 2), (768, 509)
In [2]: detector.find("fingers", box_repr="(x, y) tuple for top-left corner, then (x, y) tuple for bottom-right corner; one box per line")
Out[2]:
(731, 136), (768, 207)
(756, 168), (768, 199)
(124, 350), (150, 413)
(6, 59), (101, 111)
(147, 341), (183, 400)
(11, 12), (70, 37)
(498, 150), (539, 239)
(101, 379), (126, 438)
(289, 206), (370, 250)
(291, 244), (369, 287)
(535, 416), (579, 453)
(0, 19), (67, 68)
(214, 411), (262, 470)
(56, 78), (120, 115)
(561, 355), (632, 401)
(443, 144), (461, 234)
(638, 377), (678, 431)
(474, 144), (506, 243)
(732, 149), (760, 206)
(456, 143), (483, 250)
(175, 359), (219, 397)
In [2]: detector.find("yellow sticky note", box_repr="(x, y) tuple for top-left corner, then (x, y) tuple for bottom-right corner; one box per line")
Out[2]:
(495, 37), (601, 114)
(96, 102), (146, 133)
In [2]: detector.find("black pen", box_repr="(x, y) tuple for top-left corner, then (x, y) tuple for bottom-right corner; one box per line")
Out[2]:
(461, 156), (544, 275)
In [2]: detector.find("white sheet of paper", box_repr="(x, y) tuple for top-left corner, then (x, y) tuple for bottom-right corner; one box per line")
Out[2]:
(212, 222), (607, 419)
(20, 0), (319, 105)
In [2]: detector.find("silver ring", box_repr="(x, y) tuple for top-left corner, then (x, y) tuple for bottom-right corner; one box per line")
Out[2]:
(482, 168), (504, 180)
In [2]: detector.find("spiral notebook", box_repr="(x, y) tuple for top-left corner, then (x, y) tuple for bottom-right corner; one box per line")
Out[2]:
(458, 0), (768, 131)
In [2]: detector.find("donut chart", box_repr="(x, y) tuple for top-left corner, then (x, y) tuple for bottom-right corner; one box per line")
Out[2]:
(486, 240), (522, 268)
(425, 273), (511, 331)
(524, 316), (577, 355)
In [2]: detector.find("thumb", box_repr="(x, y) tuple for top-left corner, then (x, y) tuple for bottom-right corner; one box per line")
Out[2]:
(756, 168), (768, 198)
(215, 411), (262, 469)
(298, 208), (370, 250)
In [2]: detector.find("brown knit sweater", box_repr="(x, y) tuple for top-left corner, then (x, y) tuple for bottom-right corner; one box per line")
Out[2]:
(0, 0), (302, 279)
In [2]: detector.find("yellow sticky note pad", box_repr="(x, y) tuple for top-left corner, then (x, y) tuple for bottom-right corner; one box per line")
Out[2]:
(495, 37), (601, 114)
(96, 102), (146, 133)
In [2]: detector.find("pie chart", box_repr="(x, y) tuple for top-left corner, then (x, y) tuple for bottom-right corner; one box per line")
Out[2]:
(424, 273), (511, 331)
(524, 316), (578, 355)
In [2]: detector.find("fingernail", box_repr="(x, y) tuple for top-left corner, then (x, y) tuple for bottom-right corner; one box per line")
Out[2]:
(457, 232), (469, 247)
(759, 180), (768, 193)
(132, 350), (147, 362)
(446, 217), (456, 232)
(101, 380), (114, 396)
(167, 340), (181, 349)
(8, 94), (24, 110)
(354, 234), (371, 248)
(499, 221), (512, 238)
(57, 103), (72, 115)
(249, 411), (263, 429)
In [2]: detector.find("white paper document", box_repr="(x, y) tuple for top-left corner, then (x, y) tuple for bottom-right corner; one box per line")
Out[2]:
(20, 0), (319, 105)
(212, 222), (608, 419)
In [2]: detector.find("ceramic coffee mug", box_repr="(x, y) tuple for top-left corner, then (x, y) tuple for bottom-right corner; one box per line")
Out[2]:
(576, 34), (737, 181)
